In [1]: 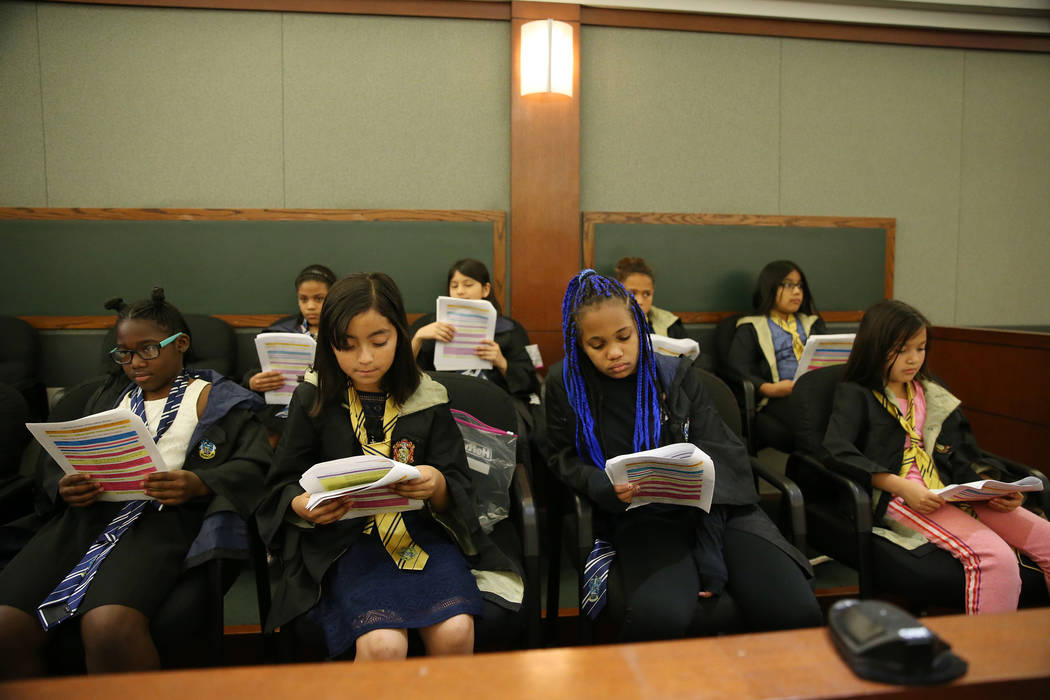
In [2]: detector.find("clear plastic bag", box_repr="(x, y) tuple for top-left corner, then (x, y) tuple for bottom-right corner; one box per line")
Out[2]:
(451, 409), (516, 533)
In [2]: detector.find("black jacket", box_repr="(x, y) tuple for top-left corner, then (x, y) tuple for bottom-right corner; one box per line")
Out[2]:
(410, 312), (540, 402)
(256, 374), (522, 631)
(7, 370), (270, 605)
(823, 378), (987, 519)
(544, 354), (810, 586)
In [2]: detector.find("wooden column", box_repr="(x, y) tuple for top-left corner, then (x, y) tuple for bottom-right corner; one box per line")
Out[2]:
(510, 2), (581, 371)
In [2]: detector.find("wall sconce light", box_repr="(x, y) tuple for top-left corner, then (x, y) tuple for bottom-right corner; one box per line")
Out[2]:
(520, 19), (573, 97)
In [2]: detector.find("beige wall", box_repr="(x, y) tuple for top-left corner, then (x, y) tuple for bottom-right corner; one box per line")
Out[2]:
(0, 2), (510, 210)
(582, 26), (1050, 326)
(2, 3), (1047, 325)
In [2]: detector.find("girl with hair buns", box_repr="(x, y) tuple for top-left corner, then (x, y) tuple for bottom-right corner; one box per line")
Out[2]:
(544, 270), (819, 642)
(246, 263), (336, 396)
(613, 257), (686, 339)
(0, 288), (270, 678)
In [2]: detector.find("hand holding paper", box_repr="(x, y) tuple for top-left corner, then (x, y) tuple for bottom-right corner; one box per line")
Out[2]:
(433, 296), (497, 371)
(27, 408), (169, 502)
(255, 332), (317, 405)
(933, 476), (1043, 503)
(299, 455), (424, 520)
(605, 443), (715, 512)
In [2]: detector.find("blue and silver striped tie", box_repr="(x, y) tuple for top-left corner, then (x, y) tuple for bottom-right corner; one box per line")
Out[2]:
(580, 538), (615, 620)
(36, 500), (151, 629)
(35, 372), (193, 629)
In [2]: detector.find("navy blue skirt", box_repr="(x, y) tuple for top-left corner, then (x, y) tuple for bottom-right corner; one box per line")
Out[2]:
(309, 511), (484, 658)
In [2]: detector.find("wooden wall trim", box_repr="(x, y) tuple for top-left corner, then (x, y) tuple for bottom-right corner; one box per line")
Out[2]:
(930, 325), (1050, 350)
(580, 6), (1050, 53)
(23, 312), (426, 330)
(45, 0), (512, 20)
(583, 211), (893, 322)
(0, 207), (506, 223)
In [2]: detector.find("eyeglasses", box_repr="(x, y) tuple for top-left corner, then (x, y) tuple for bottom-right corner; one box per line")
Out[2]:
(109, 332), (184, 365)
(779, 281), (804, 291)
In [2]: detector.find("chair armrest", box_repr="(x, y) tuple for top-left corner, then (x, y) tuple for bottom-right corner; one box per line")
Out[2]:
(788, 452), (874, 596)
(824, 454), (875, 490)
(572, 492), (594, 566)
(511, 462), (541, 648)
(790, 453), (873, 532)
(511, 462), (540, 563)
(740, 378), (756, 420)
(751, 459), (806, 553)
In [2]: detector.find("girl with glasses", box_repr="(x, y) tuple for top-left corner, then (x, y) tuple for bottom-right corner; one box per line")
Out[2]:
(0, 288), (271, 678)
(727, 260), (825, 451)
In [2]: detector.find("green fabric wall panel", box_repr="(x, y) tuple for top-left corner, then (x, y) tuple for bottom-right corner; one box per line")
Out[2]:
(592, 222), (887, 312)
(1, 219), (494, 316)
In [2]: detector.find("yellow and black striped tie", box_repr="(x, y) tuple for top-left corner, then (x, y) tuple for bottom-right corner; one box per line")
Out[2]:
(771, 313), (805, 360)
(873, 382), (945, 492)
(349, 388), (428, 571)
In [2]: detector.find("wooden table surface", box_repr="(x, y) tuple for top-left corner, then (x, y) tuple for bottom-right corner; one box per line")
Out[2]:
(3, 608), (1048, 699)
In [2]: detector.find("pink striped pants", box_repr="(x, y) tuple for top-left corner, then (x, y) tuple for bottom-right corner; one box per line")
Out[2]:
(885, 498), (1050, 614)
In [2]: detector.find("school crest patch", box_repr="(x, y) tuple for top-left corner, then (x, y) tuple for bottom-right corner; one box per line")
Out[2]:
(198, 439), (217, 460)
(393, 439), (416, 464)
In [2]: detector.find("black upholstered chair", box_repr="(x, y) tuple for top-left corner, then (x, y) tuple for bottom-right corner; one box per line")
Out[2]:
(786, 364), (1050, 611)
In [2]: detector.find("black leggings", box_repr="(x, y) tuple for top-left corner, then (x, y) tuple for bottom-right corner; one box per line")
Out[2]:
(605, 513), (821, 642)
(723, 528), (822, 631)
(755, 396), (796, 452)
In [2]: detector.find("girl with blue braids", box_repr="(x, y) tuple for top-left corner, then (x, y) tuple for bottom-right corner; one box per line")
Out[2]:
(544, 270), (820, 641)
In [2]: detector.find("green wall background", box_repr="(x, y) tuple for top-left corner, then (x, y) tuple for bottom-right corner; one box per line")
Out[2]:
(2, 2), (1048, 329)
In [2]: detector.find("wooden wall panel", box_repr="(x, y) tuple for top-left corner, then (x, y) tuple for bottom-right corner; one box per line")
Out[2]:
(928, 326), (1050, 468)
(509, 2), (581, 369)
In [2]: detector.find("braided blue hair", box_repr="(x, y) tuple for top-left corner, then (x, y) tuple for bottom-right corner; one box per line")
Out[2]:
(561, 269), (661, 467)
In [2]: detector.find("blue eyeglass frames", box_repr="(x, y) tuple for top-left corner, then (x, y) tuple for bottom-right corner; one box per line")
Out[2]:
(109, 332), (184, 365)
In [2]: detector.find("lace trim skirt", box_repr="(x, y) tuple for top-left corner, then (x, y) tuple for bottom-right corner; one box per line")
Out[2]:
(309, 511), (484, 657)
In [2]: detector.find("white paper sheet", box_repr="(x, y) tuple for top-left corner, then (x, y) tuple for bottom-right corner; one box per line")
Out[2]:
(793, 333), (855, 381)
(933, 476), (1043, 502)
(26, 408), (169, 501)
(433, 296), (497, 371)
(649, 334), (700, 361)
(605, 442), (715, 512)
(255, 332), (317, 405)
(299, 455), (423, 520)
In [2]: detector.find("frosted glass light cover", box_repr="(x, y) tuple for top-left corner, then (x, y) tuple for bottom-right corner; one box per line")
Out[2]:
(520, 19), (573, 97)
